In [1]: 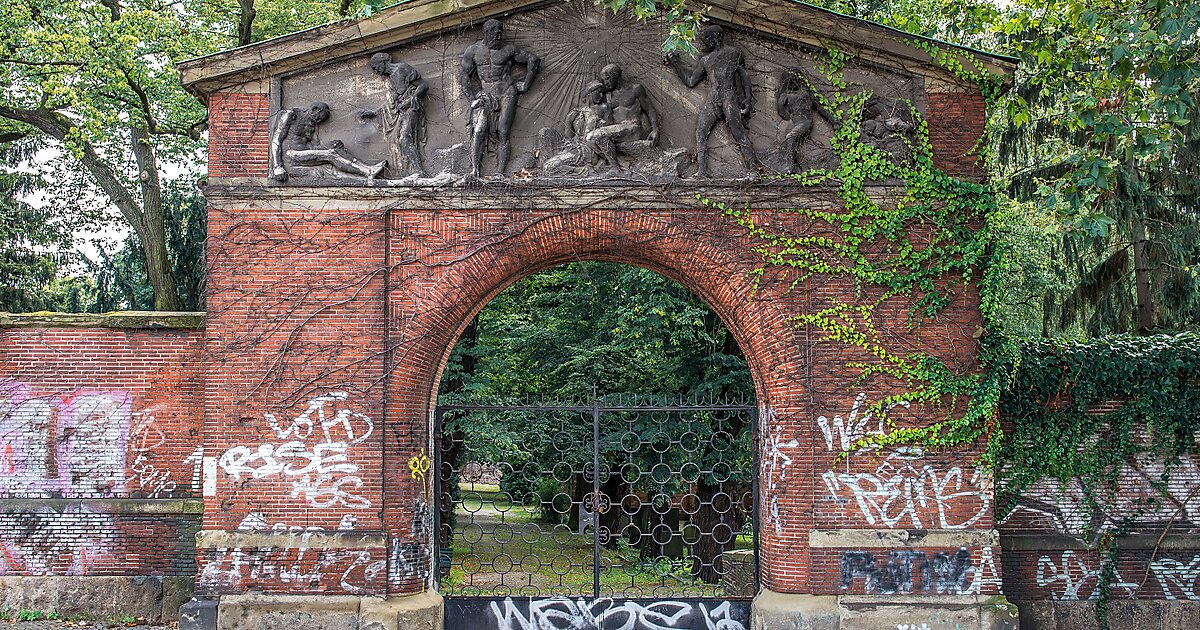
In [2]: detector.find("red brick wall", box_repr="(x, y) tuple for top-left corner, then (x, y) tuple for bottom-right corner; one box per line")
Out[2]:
(0, 326), (204, 577)
(208, 92), (270, 179)
(195, 201), (995, 597)
(927, 88), (988, 180)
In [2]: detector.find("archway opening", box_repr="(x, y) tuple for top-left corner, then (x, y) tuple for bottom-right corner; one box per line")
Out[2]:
(432, 261), (759, 604)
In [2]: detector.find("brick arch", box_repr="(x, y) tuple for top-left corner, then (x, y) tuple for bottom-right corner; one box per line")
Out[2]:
(383, 206), (813, 593)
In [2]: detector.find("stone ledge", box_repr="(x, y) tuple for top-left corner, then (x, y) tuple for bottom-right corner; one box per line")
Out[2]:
(1000, 531), (1200, 551)
(0, 497), (204, 515)
(213, 592), (442, 630)
(809, 528), (999, 548)
(196, 529), (387, 549)
(0, 311), (205, 330)
(0, 575), (193, 622)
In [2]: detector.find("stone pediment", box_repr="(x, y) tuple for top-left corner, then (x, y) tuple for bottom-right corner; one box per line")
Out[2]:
(180, 0), (1014, 186)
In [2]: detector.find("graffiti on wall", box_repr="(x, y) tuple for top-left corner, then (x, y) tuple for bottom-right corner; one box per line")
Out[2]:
(818, 392), (909, 453)
(761, 409), (796, 537)
(0, 505), (113, 575)
(218, 392), (373, 509)
(817, 393), (991, 530)
(1, 380), (135, 497)
(453, 597), (750, 630)
(199, 542), (386, 595)
(839, 547), (977, 595)
(822, 450), (990, 530)
(1034, 550), (1137, 601)
(1005, 456), (1200, 536)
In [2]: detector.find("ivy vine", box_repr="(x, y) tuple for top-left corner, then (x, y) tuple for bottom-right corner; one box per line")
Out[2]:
(710, 43), (1199, 627)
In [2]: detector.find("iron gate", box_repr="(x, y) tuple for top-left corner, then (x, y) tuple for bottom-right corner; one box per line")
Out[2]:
(434, 394), (758, 630)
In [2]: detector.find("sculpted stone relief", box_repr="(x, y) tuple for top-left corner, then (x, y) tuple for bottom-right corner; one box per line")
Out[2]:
(271, 3), (922, 186)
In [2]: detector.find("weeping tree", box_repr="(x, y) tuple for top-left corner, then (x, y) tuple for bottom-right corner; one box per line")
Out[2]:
(996, 0), (1200, 335)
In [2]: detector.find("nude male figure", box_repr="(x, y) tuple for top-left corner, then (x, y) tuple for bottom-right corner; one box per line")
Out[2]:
(459, 19), (541, 177)
(667, 25), (756, 176)
(597, 63), (660, 153)
(775, 70), (834, 171)
(270, 101), (385, 184)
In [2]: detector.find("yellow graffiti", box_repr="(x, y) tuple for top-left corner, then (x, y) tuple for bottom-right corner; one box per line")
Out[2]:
(408, 452), (431, 484)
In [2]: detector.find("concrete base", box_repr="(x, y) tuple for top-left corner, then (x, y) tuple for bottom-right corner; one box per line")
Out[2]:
(752, 589), (1019, 629)
(1012, 599), (1200, 629)
(0, 575), (193, 622)
(211, 592), (443, 630)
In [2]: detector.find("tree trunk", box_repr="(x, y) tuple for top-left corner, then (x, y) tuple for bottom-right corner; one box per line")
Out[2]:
(130, 125), (182, 311)
(237, 0), (256, 46)
(1132, 216), (1154, 333)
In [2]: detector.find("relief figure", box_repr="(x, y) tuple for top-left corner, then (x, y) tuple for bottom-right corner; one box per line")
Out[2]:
(459, 19), (541, 177)
(365, 52), (428, 177)
(667, 25), (756, 176)
(269, 101), (386, 184)
(861, 95), (916, 160)
(774, 69), (834, 172)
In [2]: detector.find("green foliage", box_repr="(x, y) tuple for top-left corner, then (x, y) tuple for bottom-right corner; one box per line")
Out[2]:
(89, 180), (208, 312)
(440, 262), (752, 403)
(709, 49), (1003, 460)
(998, 333), (1200, 516)
(993, 0), (1200, 334)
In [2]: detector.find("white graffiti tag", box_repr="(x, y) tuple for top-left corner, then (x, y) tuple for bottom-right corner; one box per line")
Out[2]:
(1150, 555), (1200, 600)
(1035, 550), (1137, 600)
(761, 409), (797, 537)
(488, 597), (747, 630)
(823, 451), (990, 529)
(818, 392), (909, 452)
(218, 392), (373, 509)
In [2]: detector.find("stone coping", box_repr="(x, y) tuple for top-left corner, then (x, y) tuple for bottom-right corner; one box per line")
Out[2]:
(0, 497), (204, 514)
(0, 311), (205, 330)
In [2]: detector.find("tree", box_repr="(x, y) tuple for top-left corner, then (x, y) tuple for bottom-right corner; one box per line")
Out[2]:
(0, 0), (363, 312)
(995, 0), (1200, 335)
(0, 142), (92, 312)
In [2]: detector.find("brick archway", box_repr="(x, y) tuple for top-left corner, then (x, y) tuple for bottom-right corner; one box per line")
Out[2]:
(381, 203), (814, 594)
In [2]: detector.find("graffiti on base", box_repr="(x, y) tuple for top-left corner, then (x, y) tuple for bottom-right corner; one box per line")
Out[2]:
(1151, 556), (1200, 600)
(218, 392), (373, 509)
(198, 538), (386, 595)
(1035, 550), (1137, 600)
(839, 547), (975, 595)
(475, 597), (749, 630)
(822, 450), (990, 530)
(0, 505), (113, 575)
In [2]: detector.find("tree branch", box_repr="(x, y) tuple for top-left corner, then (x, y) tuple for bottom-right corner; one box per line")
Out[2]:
(0, 104), (147, 236)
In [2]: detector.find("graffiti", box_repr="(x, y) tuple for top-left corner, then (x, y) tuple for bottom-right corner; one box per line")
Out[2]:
(482, 597), (748, 630)
(822, 451), (990, 529)
(409, 452), (432, 485)
(1034, 550), (1137, 600)
(219, 392), (373, 509)
(200, 546), (385, 594)
(839, 547), (974, 595)
(966, 546), (1002, 595)
(1003, 454), (1200, 536)
(761, 409), (796, 537)
(126, 410), (179, 497)
(0, 505), (113, 575)
(184, 446), (204, 494)
(818, 392), (909, 453)
(387, 539), (428, 588)
(1150, 555), (1200, 600)
(0, 380), (132, 496)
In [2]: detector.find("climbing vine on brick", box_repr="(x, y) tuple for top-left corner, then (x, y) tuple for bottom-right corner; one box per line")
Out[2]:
(708, 45), (1010, 463)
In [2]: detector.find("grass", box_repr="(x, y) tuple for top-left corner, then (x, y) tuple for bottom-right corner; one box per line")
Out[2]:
(442, 484), (755, 598)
